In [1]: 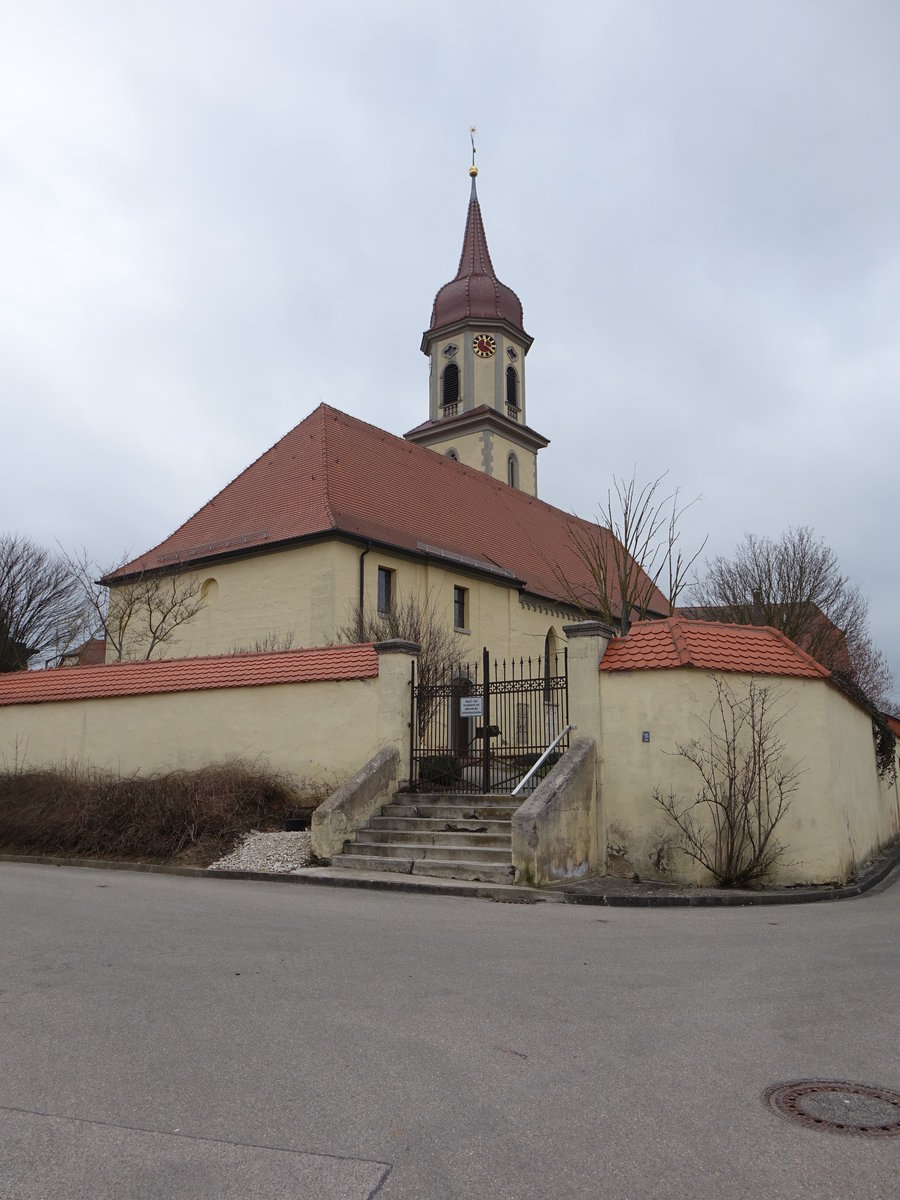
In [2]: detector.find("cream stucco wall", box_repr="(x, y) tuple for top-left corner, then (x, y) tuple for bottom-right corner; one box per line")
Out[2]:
(0, 647), (415, 789)
(409, 427), (537, 496)
(591, 668), (897, 886)
(488, 429), (538, 496)
(109, 540), (577, 669)
(361, 547), (576, 666)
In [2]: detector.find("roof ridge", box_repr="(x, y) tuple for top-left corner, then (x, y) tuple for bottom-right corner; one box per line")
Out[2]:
(37, 642), (377, 676)
(764, 625), (832, 677)
(318, 404), (337, 529)
(667, 617), (693, 666)
(108, 404), (336, 580)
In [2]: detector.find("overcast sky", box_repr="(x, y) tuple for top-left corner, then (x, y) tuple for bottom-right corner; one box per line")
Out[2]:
(2, 1), (898, 705)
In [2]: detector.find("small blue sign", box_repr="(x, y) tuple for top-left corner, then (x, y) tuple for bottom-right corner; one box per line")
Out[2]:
(641, 730), (651, 743)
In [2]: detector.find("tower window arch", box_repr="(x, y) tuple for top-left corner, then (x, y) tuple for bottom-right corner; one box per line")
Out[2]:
(441, 362), (459, 410)
(507, 452), (519, 489)
(506, 366), (519, 416)
(445, 448), (459, 462)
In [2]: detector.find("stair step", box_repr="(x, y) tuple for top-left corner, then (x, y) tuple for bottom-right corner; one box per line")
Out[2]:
(344, 841), (511, 864)
(335, 854), (516, 885)
(385, 804), (518, 822)
(406, 792), (521, 808)
(355, 829), (510, 849)
(370, 816), (512, 835)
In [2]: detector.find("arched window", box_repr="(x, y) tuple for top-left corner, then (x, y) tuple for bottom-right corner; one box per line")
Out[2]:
(507, 452), (519, 488)
(442, 362), (459, 410)
(506, 366), (519, 414)
(445, 448), (459, 461)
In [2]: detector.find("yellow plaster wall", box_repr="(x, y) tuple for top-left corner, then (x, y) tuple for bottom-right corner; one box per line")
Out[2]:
(0, 653), (415, 788)
(361, 548), (573, 665)
(108, 541), (357, 662)
(106, 539), (576, 678)
(488, 430), (538, 496)
(594, 669), (895, 886)
(413, 430), (485, 474)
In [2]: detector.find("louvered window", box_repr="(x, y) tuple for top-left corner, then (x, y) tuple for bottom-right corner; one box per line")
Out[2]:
(442, 362), (459, 409)
(506, 366), (519, 410)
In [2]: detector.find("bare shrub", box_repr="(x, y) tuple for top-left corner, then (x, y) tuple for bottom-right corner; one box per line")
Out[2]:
(338, 592), (462, 692)
(0, 762), (326, 865)
(653, 677), (801, 887)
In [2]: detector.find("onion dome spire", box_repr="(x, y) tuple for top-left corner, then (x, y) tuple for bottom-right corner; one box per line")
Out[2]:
(426, 153), (528, 337)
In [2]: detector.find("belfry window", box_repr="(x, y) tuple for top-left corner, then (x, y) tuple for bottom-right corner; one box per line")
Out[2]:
(442, 362), (459, 409)
(506, 366), (519, 412)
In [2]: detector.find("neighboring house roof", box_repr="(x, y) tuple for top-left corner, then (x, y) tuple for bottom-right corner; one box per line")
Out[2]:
(599, 619), (832, 679)
(427, 175), (528, 339)
(58, 638), (107, 668)
(105, 404), (669, 619)
(886, 714), (900, 738)
(679, 603), (852, 674)
(0, 645), (379, 707)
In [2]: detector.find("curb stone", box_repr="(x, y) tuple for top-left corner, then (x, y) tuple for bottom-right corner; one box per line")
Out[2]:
(559, 843), (900, 907)
(0, 843), (898, 906)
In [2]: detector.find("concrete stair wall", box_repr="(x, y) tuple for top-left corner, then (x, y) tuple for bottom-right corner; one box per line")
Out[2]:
(332, 793), (518, 883)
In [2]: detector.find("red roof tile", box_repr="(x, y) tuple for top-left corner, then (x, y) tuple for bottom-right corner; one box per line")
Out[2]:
(598, 619), (832, 679)
(106, 404), (669, 619)
(428, 177), (527, 336)
(0, 645), (379, 707)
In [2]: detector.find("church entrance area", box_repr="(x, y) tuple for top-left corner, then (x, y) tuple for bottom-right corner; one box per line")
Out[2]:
(408, 647), (569, 794)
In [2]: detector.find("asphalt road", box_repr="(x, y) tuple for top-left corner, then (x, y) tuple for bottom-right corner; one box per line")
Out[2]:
(1, 863), (898, 1199)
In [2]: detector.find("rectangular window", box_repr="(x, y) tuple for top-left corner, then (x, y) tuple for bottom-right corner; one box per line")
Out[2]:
(453, 585), (468, 631)
(377, 566), (394, 615)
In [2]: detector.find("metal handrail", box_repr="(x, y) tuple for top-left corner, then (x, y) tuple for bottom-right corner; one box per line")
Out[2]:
(511, 725), (576, 796)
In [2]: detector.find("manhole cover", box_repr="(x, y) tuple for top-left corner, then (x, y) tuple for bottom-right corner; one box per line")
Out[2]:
(764, 1081), (900, 1137)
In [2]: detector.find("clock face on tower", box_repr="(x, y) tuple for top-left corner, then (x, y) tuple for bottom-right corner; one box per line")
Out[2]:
(472, 333), (496, 359)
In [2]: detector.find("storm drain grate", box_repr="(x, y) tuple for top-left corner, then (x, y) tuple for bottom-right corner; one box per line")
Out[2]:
(764, 1080), (900, 1137)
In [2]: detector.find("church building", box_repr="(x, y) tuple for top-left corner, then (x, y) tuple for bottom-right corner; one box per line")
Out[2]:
(105, 168), (668, 663)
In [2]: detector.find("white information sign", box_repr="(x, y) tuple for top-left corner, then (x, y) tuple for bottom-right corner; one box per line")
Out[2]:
(459, 696), (483, 718)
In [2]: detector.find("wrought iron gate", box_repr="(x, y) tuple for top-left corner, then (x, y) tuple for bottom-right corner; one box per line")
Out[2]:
(408, 646), (569, 794)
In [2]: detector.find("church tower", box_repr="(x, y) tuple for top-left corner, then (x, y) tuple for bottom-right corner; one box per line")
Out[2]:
(404, 164), (549, 495)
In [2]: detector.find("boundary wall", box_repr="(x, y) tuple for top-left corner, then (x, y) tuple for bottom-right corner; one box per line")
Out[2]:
(562, 621), (899, 887)
(0, 642), (416, 790)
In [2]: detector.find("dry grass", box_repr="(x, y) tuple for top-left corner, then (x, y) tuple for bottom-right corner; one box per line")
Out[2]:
(0, 762), (325, 866)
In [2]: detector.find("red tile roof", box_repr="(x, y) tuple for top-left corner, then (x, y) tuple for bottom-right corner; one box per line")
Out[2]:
(428, 177), (528, 337)
(598, 619), (832, 678)
(106, 404), (669, 620)
(0, 645), (379, 707)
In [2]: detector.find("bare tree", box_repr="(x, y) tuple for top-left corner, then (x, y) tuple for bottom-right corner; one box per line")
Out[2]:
(0, 534), (83, 671)
(66, 551), (205, 662)
(654, 677), (801, 887)
(557, 472), (707, 635)
(690, 526), (894, 707)
(337, 591), (463, 693)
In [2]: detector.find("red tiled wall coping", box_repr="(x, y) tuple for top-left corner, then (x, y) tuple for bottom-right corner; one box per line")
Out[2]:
(0, 645), (379, 707)
(599, 619), (831, 679)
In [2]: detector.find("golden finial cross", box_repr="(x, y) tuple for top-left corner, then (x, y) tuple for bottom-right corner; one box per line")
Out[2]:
(469, 126), (478, 177)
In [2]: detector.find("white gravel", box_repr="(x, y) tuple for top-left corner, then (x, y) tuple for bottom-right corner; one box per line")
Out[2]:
(207, 830), (312, 873)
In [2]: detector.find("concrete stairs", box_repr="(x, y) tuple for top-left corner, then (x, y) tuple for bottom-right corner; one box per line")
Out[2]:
(333, 793), (519, 883)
